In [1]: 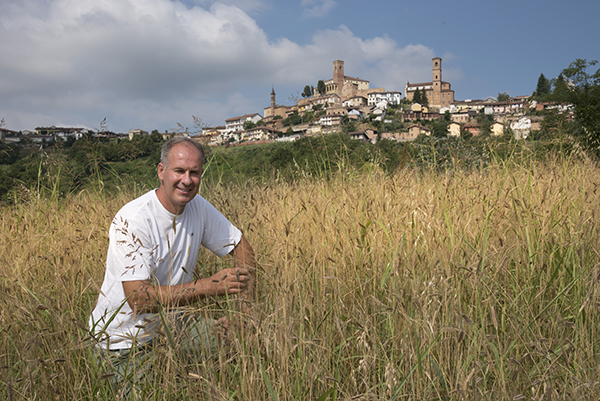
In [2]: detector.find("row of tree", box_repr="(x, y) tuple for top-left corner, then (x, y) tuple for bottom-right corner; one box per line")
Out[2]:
(302, 80), (328, 98)
(532, 59), (599, 155)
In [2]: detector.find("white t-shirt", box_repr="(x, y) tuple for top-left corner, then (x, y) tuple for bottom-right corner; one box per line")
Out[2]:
(89, 190), (242, 350)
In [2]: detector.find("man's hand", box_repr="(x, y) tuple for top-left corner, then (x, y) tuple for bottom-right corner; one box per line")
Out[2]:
(206, 267), (251, 296)
(122, 236), (256, 314)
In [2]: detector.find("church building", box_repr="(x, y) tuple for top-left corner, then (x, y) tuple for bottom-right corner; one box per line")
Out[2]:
(263, 87), (294, 120)
(405, 57), (455, 109)
(320, 60), (371, 98)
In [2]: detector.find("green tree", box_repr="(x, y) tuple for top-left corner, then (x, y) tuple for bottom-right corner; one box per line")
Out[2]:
(304, 111), (315, 123)
(561, 59), (600, 155)
(282, 111), (301, 127)
(535, 73), (551, 99)
(317, 80), (326, 95)
(476, 110), (493, 136)
(431, 118), (448, 138)
(460, 127), (473, 140)
(0, 143), (19, 165)
(413, 88), (422, 104)
(497, 92), (510, 102)
(150, 130), (163, 143)
(269, 145), (294, 170)
(421, 90), (429, 106)
(550, 73), (570, 102)
(302, 85), (312, 98)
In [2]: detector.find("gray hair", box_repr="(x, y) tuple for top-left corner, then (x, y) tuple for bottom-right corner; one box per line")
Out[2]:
(160, 136), (205, 167)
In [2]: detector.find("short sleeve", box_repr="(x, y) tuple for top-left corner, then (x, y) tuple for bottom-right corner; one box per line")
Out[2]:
(197, 199), (242, 257)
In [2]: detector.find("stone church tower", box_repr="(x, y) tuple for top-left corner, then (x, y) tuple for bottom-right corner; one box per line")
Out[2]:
(405, 57), (454, 109)
(431, 57), (442, 108)
(333, 60), (344, 96)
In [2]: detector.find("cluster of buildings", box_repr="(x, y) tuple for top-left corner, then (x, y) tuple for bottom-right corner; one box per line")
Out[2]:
(2, 57), (567, 147)
(0, 126), (152, 145)
(0, 126), (93, 145)
(201, 58), (558, 145)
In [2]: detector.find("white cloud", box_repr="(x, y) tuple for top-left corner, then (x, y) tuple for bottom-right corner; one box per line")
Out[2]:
(0, 0), (436, 132)
(300, 0), (336, 18)
(184, 0), (269, 14)
(303, 26), (437, 92)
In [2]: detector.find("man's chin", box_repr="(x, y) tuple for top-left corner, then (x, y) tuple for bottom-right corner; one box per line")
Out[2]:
(176, 193), (195, 205)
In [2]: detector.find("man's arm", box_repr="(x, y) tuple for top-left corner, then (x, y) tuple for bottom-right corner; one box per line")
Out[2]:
(230, 236), (256, 305)
(123, 267), (251, 314)
(123, 236), (255, 314)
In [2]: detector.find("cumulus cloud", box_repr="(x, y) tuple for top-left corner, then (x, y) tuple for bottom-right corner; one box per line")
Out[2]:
(300, 0), (336, 18)
(185, 0), (269, 14)
(0, 0), (436, 132)
(301, 26), (438, 91)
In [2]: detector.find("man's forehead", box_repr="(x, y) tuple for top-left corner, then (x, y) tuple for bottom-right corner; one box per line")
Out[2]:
(168, 143), (203, 165)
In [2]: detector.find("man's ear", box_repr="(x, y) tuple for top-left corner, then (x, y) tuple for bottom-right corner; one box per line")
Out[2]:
(157, 163), (165, 181)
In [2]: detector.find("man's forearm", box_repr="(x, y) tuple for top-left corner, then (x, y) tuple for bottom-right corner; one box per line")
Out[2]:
(123, 267), (252, 314)
(125, 278), (213, 313)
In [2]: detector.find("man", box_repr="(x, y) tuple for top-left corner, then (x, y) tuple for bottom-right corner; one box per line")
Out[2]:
(89, 136), (254, 392)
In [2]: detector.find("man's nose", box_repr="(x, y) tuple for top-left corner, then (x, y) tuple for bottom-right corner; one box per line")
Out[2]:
(181, 172), (192, 185)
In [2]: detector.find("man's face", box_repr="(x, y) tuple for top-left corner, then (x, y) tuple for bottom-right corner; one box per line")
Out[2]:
(156, 143), (203, 214)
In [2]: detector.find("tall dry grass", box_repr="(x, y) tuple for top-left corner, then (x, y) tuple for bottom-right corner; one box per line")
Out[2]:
(1, 155), (599, 400)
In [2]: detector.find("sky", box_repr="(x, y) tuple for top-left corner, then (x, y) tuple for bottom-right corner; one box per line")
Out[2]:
(1, 0), (599, 134)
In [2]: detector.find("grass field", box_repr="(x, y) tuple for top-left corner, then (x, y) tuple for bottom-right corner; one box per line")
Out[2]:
(1, 152), (599, 400)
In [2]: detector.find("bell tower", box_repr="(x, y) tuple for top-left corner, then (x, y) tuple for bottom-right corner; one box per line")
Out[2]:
(271, 86), (276, 109)
(333, 60), (344, 95)
(432, 57), (442, 108)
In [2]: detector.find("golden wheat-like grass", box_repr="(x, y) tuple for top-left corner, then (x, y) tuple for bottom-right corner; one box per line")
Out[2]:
(1, 157), (599, 400)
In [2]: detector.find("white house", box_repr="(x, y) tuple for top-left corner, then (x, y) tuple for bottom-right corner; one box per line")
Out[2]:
(244, 126), (277, 141)
(319, 113), (343, 126)
(343, 96), (368, 108)
(368, 91), (402, 106)
(510, 117), (531, 140)
(225, 113), (263, 133)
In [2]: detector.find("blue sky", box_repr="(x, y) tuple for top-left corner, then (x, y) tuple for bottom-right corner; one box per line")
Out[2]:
(1, 0), (598, 133)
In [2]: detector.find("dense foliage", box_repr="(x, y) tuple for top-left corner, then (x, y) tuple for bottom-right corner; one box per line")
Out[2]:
(559, 59), (600, 156)
(1, 126), (586, 205)
(0, 132), (163, 201)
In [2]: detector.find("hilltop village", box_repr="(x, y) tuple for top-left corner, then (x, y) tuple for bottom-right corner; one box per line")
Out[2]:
(200, 57), (564, 145)
(1, 57), (567, 147)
